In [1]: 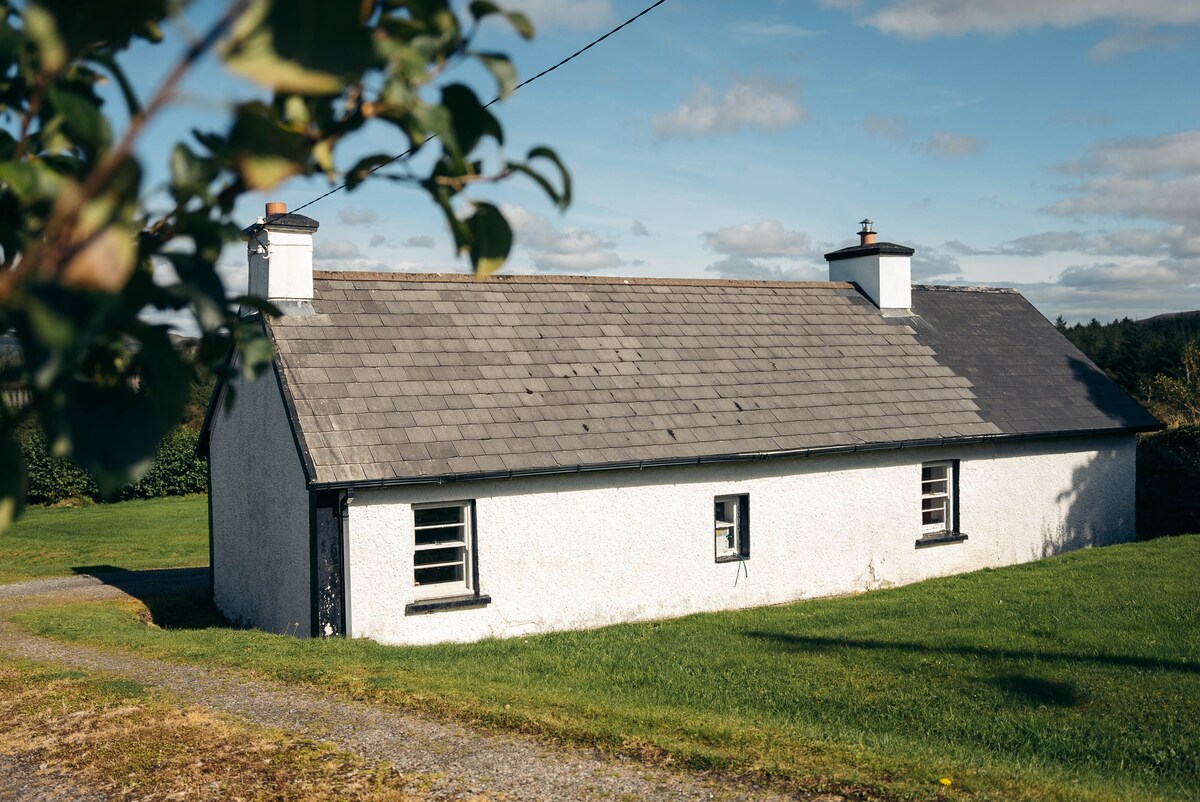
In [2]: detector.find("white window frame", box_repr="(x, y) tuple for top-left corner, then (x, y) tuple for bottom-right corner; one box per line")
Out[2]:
(921, 461), (955, 535)
(412, 501), (472, 600)
(714, 494), (745, 561)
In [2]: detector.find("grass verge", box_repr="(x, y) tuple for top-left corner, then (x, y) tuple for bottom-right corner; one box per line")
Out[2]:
(11, 536), (1200, 802)
(0, 653), (464, 801)
(0, 495), (208, 584)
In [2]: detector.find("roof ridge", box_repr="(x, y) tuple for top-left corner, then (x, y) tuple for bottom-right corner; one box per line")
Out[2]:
(312, 270), (853, 290)
(914, 284), (1018, 294)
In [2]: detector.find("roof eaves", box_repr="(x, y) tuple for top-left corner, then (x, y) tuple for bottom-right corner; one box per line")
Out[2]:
(309, 424), (1160, 491)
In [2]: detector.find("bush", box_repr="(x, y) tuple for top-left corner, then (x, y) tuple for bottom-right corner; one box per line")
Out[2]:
(1137, 425), (1200, 538)
(21, 427), (207, 505)
(23, 431), (98, 504)
(121, 428), (208, 500)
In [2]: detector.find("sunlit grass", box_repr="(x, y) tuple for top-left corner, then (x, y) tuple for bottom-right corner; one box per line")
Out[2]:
(14, 535), (1200, 801)
(0, 495), (208, 584)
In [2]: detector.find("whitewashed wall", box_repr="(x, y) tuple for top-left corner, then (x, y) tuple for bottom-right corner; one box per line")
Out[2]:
(210, 364), (313, 635)
(345, 433), (1136, 645)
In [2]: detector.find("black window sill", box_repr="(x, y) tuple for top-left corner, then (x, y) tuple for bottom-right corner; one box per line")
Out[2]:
(915, 532), (969, 548)
(405, 594), (492, 616)
(715, 554), (749, 564)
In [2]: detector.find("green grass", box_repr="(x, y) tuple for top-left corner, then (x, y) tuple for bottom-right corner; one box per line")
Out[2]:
(11, 536), (1200, 801)
(0, 495), (208, 584)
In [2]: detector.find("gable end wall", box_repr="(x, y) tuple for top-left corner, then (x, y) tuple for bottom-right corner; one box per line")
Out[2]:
(209, 363), (313, 635)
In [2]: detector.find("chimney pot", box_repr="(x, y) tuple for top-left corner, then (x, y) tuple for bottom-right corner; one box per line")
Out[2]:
(859, 218), (876, 246)
(265, 201), (287, 217)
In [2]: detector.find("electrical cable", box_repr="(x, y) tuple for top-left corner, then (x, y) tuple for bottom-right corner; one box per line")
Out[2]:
(266, 0), (669, 224)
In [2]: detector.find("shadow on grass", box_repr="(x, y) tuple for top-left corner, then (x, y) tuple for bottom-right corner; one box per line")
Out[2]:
(70, 565), (229, 630)
(989, 674), (1080, 707)
(741, 631), (1200, 675)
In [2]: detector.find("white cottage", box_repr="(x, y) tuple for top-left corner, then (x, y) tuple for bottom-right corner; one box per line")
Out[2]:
(199, 208), (1160, 645)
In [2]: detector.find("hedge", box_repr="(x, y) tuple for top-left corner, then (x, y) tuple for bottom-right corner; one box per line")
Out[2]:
(22, 427), (207, 505)
(1137, 425), (1200, 538)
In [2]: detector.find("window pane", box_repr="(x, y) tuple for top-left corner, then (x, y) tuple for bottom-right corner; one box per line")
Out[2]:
(415, 564), (464, 586)
(414, 546), (464, 567)
(923, 507), (946, 526)
(415, 524), (464, 546)
(923, 479), (948, 496)
(922, 465), (948, 482)
(415, 506), (463, 527)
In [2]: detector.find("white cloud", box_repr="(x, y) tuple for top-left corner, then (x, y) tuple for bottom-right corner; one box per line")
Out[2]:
(1058, 260), (1181, 289)
(863, 113), (908, 142)
(369, 234), (386, 248)
(1090, 24), (1185, 61)
(502, 204), (621, 273)
(831, 0), (1200, 41)
(338, 207), (379, 226)
(652, 75), (807, 140)
(732, 19), (822, 38)
(631, 220), (649, 237)
(925, 130), (981, 159)
(705, 257), (822, 282)
(502, 0), (612, 31)
(703, 220), (817, 259)
(314, 239), (362, 261)
(403, 234), (435, 248)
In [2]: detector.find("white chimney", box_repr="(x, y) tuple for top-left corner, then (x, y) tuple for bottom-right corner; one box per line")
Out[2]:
(824, 219), (914, 315)
(244, 202), (319, 315)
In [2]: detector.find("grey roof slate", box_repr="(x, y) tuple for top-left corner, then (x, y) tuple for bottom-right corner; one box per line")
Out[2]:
(908, 286), (1160, 435)
(264, 272), (1157, 486)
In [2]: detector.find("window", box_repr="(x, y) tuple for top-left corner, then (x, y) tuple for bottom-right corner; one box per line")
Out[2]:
(921, 461), (955, 534)
(413, 502), (472, 599)
(714, 494), (750, 562)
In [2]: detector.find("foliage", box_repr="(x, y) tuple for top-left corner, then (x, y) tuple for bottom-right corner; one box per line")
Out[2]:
(1137, 425), (1200, 538)
(1059, 313), (1200, 424)
(0, 0), (569, 530)
(22, 425), (207, 504)
(0, 494), (205, 583)
(15, 535), (1200, 801)
(1146, 341), (1200, 424)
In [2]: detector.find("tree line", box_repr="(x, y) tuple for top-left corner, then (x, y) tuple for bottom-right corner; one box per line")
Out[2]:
(1057, 313), (1200, 426)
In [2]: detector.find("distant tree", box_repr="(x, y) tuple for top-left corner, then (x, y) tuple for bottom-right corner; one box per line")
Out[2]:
(0, 1), (570, 529)
(1147, 342), (1200, 424)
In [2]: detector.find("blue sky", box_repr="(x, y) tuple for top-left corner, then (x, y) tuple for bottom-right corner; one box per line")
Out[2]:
(124, 1), (1200, 323)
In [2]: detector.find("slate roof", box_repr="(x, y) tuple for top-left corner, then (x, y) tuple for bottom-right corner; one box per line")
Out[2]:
(909, 286), (1159, 435)
(261, 272), (1158, 487)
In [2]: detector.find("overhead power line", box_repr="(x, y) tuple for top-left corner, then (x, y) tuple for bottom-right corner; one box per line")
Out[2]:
(272, 0), (669, 223)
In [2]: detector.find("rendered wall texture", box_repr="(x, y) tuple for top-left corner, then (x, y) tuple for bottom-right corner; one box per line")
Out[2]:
(345, 433), (1135, 645)
(209, 363), (313, 635)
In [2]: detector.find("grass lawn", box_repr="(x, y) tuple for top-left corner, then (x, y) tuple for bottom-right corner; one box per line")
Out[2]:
(0, 495), (209, 584)
(10, 535), (1199, 802)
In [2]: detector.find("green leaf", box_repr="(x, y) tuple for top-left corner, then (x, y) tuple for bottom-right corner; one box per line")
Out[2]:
(0, 431), (27, 533)
(504, 10), (534, 39)
(46, 83), (111, 152)
(474, 51), (517, 99)
(169, 143), (215, 200)
(22, 4), (65, 72)
(465, 201), (511, 277)
(526, 146), (571, 209)
(224, 0), (377, 94)
(345, 153), (398, 190)
(441, 83), (501, 158)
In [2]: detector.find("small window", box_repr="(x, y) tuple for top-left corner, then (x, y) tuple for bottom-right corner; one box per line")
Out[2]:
(714, 494), (750, 562)
(413, 502), (472, 599)
(921, 461), (955, 534)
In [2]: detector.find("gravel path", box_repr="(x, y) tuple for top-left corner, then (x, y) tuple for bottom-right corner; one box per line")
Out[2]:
(0, 572), (832, 802)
